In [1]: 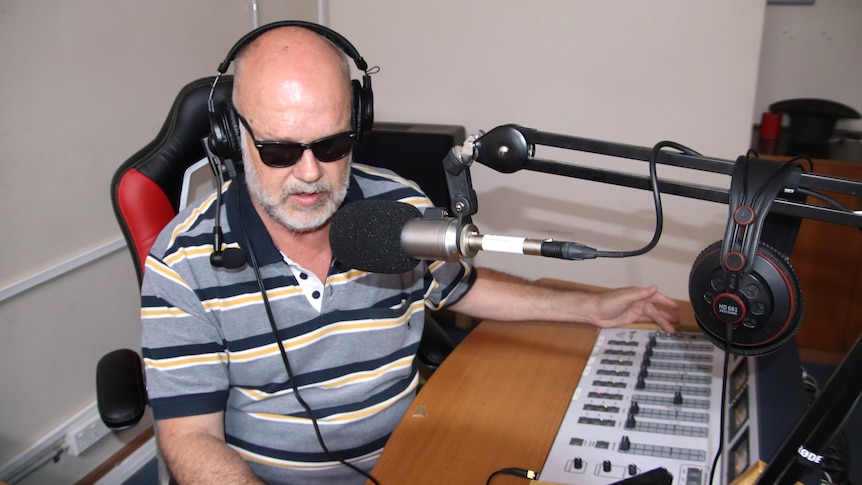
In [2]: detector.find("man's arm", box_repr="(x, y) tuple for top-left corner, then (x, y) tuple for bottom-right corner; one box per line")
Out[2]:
(449, 267), (680, 332)
(157, 412), (264, 485)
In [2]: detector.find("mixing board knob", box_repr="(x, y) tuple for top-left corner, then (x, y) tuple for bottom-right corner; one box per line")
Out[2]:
(673, 390), (684, 405)
(635, 376), (646, 389)
(628, 464), (638, 476)
(619, 435), (631, 451)
(625, 414), (637, 429)
(629, 401), (640, 414)
(573, 457), (583, 469)
(603, 460), (612, 472)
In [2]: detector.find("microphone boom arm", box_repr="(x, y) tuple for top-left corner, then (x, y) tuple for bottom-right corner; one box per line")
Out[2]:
(461, 124), (862, 228)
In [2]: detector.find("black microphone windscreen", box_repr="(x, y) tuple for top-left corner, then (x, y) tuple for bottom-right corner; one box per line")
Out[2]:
(330, 200), (422, 273)
(211, 248), (247, 270)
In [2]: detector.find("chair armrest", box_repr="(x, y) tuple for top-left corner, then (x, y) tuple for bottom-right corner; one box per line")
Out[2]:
(96, 348), (147, 429)
(418, 314), (455, 370)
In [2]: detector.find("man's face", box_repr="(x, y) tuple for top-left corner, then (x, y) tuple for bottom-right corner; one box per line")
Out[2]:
(240, 122), (352, 233)
(233, 29), (355, 234)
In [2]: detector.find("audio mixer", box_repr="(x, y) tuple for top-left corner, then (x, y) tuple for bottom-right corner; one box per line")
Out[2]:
(540, 328), (760, 485)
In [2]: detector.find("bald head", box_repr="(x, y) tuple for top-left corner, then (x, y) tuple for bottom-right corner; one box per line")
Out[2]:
(229, 26), (357, 235)
(232, 26), (353, 139)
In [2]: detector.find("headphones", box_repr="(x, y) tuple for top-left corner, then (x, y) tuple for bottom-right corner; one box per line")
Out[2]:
(688, 155), (805, 356)
(207, 20), (375, 168)
(207, 21), (375, 269)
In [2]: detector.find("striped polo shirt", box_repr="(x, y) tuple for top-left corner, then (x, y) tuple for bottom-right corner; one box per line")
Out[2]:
(140, 163), (474, 484)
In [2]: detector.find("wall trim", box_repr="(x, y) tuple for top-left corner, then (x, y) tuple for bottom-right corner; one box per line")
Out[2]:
(0, 402), (98, 482)
(0, 238), (126, 304)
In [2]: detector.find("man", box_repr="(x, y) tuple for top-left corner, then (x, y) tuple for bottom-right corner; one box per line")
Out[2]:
(141, 24), (679, 484)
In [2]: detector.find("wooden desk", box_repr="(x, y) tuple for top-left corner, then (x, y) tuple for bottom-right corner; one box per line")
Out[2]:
(370, 286), (697, 485)
(371, 319), (598, 485)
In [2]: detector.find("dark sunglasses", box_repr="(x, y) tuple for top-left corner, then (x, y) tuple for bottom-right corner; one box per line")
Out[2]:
(236, 112), (356, 168)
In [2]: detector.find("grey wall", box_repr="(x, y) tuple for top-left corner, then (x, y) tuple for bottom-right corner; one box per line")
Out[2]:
(0, 0), (318, 466)
(754, 0), (862, 132)
(330, 1), (767, 299)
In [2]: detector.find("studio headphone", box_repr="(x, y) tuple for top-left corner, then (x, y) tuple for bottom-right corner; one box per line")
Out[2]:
(688, 155), (805, 356)
(205, 21), (375, 270)
(207, 20), (375, 168)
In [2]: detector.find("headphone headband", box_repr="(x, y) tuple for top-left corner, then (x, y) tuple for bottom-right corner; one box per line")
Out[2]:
(207, 21), (375, 166)
(721, 156), (802, 274)
(216, 20), (369, 74)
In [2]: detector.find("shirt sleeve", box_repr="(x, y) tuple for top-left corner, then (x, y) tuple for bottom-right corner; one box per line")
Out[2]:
(424, 258), (476, 311)
(140, 253), (230, 420)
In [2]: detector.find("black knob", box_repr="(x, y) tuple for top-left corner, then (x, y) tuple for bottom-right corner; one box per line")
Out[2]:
(573, 457), (583, 469)
(629, 401), (640, 415)
(673, 390), (684, 405)
(625, 414), (636, 429)
(619, 435), (631, 451)
(603, 460), (612, 472)
(628, 464), (638, 476)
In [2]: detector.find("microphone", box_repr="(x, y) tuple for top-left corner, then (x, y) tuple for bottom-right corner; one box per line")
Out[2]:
(210, 227), (247, 269)
(329, 200), (599, 274)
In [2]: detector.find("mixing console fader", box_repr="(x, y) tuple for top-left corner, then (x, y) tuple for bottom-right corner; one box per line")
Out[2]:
(540, 328), (760, 485)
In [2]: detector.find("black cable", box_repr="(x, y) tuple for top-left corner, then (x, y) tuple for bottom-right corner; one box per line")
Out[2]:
(486, 467), (538, 484)
(595, 140), (701, 258)
(797, 187), (851, 213)
(796, 187), (862, 237)
(235, 180), (382, 485)
(708, 324), (733, 485)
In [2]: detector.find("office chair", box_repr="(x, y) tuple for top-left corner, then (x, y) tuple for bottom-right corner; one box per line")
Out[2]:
(96, 76), (466, 431)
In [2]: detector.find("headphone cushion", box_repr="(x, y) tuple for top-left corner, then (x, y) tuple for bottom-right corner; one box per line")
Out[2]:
(208, 101), (242, 163)
(351, 79), (374, 140)
(688, 240), (804, 355)
(351, 80), (363, 137)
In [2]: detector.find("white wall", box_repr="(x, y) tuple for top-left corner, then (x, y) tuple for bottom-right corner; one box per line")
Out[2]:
(754, 0), (862, 132)
(0, 0), (317, 471)
(331, 1), (767, 299)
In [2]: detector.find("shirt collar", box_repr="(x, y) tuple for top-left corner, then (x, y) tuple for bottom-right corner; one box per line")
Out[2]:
(224, 170), (365, 267)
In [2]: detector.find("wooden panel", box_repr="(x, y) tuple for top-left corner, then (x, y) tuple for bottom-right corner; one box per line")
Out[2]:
(783, 158), (862, 360)
(371, 320), (598, 485)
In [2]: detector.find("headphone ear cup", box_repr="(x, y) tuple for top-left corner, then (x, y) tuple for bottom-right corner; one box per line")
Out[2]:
(689, 240), (804, 356)
(352, 77), (374, 142)
(209, 101), (242, 163)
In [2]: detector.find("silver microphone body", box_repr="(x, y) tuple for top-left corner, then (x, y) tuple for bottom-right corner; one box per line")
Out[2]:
(401, 219), (557, 262)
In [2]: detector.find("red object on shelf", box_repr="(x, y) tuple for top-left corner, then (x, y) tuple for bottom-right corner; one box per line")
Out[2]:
(760, 112), (782, 140)
(758, 112), (782, 154)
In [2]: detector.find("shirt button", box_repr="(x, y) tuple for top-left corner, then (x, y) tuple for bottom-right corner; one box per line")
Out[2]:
(299, 273), (308, 280)
(312, 290), (321, 299)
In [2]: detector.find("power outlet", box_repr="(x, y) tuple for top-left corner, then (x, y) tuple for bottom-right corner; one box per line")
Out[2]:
(66, 415), (111, 456)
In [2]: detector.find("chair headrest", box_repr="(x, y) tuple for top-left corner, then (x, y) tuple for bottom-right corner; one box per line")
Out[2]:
(111, 76), (233, 283)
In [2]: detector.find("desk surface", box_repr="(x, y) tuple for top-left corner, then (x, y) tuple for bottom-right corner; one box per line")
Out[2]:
(370, 285), (697, 485)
